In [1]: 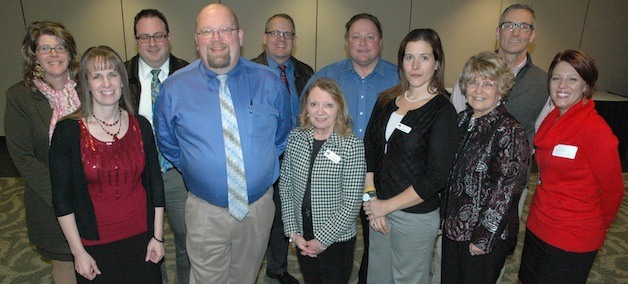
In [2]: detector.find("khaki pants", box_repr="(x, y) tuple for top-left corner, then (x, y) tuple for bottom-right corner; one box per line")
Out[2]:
(186, 188), (274, 284)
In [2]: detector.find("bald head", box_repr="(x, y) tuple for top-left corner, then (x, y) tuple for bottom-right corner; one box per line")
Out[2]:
(195, 3), (243, 74)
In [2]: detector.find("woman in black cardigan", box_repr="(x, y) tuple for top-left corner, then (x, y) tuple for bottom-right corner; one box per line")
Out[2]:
(362, 29), (458, 283)
(50, 46), (165, 283)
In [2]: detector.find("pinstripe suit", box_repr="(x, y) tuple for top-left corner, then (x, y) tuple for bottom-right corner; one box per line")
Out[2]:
(279, 128), (366, 247)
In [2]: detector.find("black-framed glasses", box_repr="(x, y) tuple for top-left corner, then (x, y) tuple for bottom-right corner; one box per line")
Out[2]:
(36, 45), (67, 54)
(196, 28), (238, 39)
(466, 81), (498, 90)
(135, 33), (168, 43)
(500, 22), (534, 32)
(265, 30), (296, 40)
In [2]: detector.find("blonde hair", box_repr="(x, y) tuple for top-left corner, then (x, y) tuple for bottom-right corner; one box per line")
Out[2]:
(298, 78), (353, 137)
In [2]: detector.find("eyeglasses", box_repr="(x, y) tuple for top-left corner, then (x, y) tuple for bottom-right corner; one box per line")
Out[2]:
(348, 34), (379, 42)
(196, 28), (238, 39)
(466, 81), (498, 90)
(500, 22), (534, 32)
(265, 30), (296, 40)
(36, 45), (67, 54)
(135, 33), (168, 43)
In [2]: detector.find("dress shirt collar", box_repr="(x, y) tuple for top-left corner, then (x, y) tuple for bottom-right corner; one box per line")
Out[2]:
(139, 56), (170, 82)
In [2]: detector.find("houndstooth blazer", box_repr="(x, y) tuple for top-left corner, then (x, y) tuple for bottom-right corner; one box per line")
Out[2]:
(279, 128), (366, 246)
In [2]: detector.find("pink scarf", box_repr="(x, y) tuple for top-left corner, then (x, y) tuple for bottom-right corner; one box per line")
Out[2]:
(32, 72), (81, 142)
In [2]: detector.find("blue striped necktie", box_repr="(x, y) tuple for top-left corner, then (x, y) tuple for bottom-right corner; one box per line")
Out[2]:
(217, 74), (249, 221)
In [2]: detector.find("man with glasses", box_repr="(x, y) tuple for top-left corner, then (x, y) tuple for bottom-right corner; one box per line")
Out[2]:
(252, 13), (313, 284)
(302, 13), (398, 284)
(154, 4), (292, 283)
(124, 8), (190, 284)
(435, 4), (550, 283)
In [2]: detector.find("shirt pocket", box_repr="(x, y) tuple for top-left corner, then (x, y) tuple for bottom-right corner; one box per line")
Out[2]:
(247, 103), (279, 138)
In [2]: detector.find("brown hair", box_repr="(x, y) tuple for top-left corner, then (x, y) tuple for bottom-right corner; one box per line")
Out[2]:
(66, 46), (134, 120)
(547, 49), (598, 99)
(298, 78), (353, 137)
(21, 21), (79, 90)
(379, 29), (446, 104)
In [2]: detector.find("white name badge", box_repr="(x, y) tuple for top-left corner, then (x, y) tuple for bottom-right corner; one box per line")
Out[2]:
(396, 123), (412, 134)
(324, 149), (341, 163)
(552, 144), (578, 159)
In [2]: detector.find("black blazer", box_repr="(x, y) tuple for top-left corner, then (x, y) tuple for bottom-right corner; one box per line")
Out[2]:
(125, 53), (189, 112)
(251, 51), (314, 96)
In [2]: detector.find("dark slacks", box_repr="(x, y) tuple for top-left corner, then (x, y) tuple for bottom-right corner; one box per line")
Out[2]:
(519, 229), (597, 284)
(266, 182), (290, 275)
(297, 237), (356, 284)
(441, 236), (516, 284)
(78, 232), (161, 284)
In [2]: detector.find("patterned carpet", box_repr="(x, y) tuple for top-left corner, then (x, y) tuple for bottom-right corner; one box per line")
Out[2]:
(1, 175), (626, 283)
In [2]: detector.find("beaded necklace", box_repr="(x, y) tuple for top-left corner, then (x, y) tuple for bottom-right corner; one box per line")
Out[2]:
(92, 108), (122, 141)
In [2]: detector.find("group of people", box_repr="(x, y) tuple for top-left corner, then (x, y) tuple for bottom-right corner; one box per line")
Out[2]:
(4, 3), (623, 284)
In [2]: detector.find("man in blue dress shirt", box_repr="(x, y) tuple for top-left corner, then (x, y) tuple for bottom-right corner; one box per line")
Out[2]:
(302, 13), (399, 284)
(153, 3), (292, 284)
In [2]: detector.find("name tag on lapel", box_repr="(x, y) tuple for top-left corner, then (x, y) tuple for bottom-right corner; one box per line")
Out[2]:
(552, 144), (578, 159)
(324, 149), (341, 163)
(396, 123), (412, 134)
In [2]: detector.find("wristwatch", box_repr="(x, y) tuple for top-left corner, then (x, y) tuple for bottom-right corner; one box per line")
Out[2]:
(362, 191), (377, 202)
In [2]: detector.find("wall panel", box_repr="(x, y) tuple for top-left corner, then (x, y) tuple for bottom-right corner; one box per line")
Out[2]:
(0, 1), (27, 136)
(226, 0), (317, 67)
(22, 0), (126, 56)
(580, 0), (628, 95)
(410, 0), (501, 88)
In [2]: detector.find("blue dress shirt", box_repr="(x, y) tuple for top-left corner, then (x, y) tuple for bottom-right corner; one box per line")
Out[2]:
(154, 58), (292, 206)
(303, 58), (398, 139)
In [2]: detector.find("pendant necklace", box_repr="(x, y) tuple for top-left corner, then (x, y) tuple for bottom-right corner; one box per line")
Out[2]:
(404, 91), (433, 102)
(93, 108), (122, 141)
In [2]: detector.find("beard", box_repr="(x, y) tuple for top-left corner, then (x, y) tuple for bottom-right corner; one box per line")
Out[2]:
(205, 44), (231, 69)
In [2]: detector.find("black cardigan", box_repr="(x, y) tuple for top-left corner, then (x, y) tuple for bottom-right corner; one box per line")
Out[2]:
(364, 94), (459, 213)
(50, 115), (165, 240)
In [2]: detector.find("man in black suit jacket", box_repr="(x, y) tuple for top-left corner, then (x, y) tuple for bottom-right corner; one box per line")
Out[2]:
(252, 13), (313, 284)
(124, 9), (190, 284)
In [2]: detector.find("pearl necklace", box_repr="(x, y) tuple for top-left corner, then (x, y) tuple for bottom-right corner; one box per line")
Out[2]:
(404, 91), (434, 102)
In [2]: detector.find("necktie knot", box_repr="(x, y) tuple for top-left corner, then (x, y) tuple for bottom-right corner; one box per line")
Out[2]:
(151, 69), (161, 78)
(278, 64), (286, 72)
(217, 74), (228, 84)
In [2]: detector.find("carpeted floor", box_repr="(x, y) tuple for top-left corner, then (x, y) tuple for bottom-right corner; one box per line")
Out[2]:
(1, 175), (626, 283)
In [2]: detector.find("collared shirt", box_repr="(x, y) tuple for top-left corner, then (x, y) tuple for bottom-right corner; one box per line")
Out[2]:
(303, 58), (398, 139)
(138, 57), (170, 126)
(265, 55), (299, 124)
(154, 58), (292, 206)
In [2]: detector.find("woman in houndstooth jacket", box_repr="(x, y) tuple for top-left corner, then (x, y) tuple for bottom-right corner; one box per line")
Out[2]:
(280, 78), (366, 284)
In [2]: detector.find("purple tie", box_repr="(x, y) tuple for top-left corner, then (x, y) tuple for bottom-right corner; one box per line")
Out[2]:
(278, 64), (290, 94)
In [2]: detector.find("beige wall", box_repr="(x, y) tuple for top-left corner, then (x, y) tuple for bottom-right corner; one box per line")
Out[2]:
(1, 0), (626, 135)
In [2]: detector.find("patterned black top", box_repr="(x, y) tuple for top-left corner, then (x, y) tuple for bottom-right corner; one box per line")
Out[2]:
(364, 94), (458, 214)
(443, 104), (530, 253)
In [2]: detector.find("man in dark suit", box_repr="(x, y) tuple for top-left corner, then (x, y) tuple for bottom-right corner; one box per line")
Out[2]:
(252, 13), (313, 284)
(124, 9), (190, 284)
